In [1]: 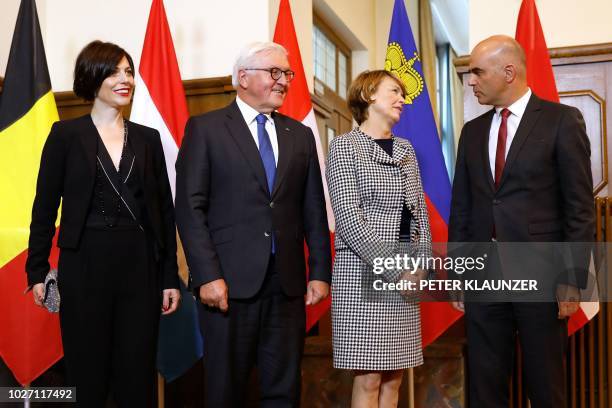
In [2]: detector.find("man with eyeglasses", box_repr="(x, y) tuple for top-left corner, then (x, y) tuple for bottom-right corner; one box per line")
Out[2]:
(175, 41), (331, 407)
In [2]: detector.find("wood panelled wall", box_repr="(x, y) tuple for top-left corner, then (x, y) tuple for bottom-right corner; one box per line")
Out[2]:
(51, 76), (237, 120)
(0, 76), (237, 120)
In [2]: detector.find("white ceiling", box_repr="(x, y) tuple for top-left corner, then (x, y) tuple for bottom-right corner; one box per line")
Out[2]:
(430, 0), (469, 56)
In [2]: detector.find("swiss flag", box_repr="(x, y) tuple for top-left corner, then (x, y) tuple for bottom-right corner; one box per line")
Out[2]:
(273, 0), (334, 331)
(516, 0), (598, 335)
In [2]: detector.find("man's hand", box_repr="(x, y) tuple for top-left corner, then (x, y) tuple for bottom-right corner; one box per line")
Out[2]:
(306, 280), (329, 306)
(451, 301), (465, 312)
(199, 279), (229, 312)
(162, 289), (181, 315)
(450, 288), (465, 312)
(557, 283), (580, 319)
(32, 283), (45, 307)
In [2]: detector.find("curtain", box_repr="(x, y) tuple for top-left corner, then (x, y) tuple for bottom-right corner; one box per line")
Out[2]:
(418, 0), (439, 132)
(449, 47), (464, 152)
(437, 43), (464, 179)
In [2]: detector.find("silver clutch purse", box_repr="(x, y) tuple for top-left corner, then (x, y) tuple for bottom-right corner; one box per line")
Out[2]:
(43, 268), (60, 313)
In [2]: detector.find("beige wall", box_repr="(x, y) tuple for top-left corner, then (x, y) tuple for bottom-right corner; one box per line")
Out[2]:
(1, 0), (270, 91)
(376, 0), (419, 73)
(270, 0), (420, 91)
(1, 0), (420, 92)
(470, 0), (612, 51)
(4, 1), (611, 93)
(269, 0), (315, 91)
(0, 0), (37, 79)
(318, 0), (418, 77)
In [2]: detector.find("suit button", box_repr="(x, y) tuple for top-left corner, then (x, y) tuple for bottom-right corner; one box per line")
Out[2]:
(493, 199), (501, 205)
(264, 231), (271, 237)
(270, 201), (275, 208)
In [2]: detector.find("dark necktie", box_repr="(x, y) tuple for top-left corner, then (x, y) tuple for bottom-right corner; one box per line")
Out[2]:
(256, 113), (276, 254)
(494, 108), (511, 188)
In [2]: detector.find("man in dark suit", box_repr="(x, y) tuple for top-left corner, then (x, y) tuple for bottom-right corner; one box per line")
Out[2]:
(449, 35), (595, 407)
(175, 42), (331, 407)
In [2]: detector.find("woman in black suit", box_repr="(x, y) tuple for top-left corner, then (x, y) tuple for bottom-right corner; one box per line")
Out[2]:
(26, 40), (180, 407)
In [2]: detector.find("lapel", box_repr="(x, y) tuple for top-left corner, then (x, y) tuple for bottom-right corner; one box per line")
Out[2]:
(361, 130), (394, 166)
(392, 138), (419, 209)
(355, 126), (411, 167)
(224, 101), (270, 196)
(370, 141), (394, 165)
(392, 137), (411, 165)
(477, 109), (496, 191)
(126, 121), (147, 186)
(81, 115), (99, 178)
(365, 131), (410, 167)
(271, 112), (294, 198)
(83, 115), (147, 184)
(497, 94), (542, 189)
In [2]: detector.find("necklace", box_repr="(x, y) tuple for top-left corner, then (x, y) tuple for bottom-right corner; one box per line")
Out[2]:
(95, 120), (128, 228)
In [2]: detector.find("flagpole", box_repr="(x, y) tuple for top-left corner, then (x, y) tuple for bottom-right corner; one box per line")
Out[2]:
(407, 368), (415, 408)
(24, 384), (30, 408)
(157, 373), (165, 408)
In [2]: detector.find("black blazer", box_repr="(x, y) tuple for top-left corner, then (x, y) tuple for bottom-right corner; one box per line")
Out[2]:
(26, 114), (179, 290)
(449, 94), (595, 287)
(175, 100), (331, 299)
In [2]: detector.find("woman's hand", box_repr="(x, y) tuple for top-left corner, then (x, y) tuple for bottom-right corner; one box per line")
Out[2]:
(32, 283), (45, 307)
(162, 288), (181, 315)
(399, 268), (427, 300)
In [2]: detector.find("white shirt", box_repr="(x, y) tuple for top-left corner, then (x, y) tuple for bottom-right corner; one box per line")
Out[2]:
(235, 96), (279, 165)
(488, 88), (532, 177)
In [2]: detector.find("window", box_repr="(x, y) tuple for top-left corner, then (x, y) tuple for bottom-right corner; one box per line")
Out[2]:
(338, 52), (347, 99)
(311, 16), (353, 160)
(436, 43), (457, 179)
(312, 22), (350, 100)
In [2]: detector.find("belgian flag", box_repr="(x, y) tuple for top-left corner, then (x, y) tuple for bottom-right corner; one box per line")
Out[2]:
(0, 0), (62, 385)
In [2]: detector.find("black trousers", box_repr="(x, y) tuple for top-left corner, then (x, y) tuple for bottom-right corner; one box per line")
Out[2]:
(199, 257), (306, 407)
(465, 302), (568, 408)
(58, 227), (161, 408)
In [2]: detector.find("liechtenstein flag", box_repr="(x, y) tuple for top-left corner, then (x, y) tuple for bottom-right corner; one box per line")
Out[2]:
(386, 0), (462, 346)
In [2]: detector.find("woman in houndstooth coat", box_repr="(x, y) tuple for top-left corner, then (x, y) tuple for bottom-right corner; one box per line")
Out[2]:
(326, 70), (432, 407)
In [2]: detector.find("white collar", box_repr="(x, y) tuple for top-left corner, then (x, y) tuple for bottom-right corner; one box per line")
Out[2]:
(236, 96), (272, 124)
(495, 88), (532, 118)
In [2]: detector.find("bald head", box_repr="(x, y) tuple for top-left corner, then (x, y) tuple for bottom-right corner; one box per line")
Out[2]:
(473, 35), (526, 78)
(468, 35), (529, 107)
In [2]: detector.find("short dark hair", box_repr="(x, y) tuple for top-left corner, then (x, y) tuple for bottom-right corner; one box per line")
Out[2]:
(347, 70), (406, 125)
(73, 41), (134, 101)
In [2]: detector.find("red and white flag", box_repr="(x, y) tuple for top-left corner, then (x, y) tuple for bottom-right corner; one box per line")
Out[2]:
(130, 0), (203, 381)
(273, 0), (334, 330)
(130, 0), (188, 196)
(516, 0), (598, 334)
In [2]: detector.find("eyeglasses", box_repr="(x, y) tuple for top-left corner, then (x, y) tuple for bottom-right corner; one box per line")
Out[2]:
(244, 67), (295, 82)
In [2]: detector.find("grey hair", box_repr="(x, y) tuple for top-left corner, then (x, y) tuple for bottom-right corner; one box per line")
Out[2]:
(232, 41), (288, 88)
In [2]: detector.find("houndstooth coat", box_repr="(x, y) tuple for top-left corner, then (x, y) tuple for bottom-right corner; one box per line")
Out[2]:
(326, 127), (432, 370)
